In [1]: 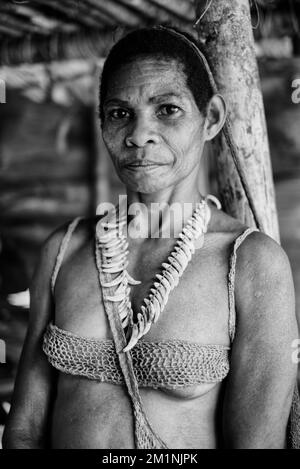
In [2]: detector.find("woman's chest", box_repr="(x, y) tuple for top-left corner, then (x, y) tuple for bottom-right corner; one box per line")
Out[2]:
(53, 235), (231, 345)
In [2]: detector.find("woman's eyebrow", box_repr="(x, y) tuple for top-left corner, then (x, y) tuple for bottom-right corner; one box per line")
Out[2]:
(149, 93), (183, 103)
(103, 93), (185, 107)
(103, 98), (130, 107)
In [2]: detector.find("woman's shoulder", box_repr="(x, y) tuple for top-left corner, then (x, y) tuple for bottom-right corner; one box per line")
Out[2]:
(33, 216), (103, 295)
(40, 215), (102, 266)
(216, 213), (296, 339)
(232, 225), (290, 274)
(210, 207), (292, 295)
(231, 224), (295, 323)
(212, 205), (287, 264)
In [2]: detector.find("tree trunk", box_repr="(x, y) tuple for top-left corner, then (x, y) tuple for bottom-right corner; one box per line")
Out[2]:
(194, 0), (280, 241)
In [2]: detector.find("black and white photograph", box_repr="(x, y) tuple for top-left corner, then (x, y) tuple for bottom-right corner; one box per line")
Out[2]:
(0, 0), (300, 453)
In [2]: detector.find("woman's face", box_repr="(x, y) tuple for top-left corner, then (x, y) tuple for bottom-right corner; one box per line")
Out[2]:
(101, 57), (206, 193)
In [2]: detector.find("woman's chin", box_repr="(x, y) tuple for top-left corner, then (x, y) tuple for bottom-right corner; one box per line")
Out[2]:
(124, 182), (167, 194)
(119, 174), (171, 194)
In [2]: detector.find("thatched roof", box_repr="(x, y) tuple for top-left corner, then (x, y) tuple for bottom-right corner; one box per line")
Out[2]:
(0, 0), (196, 65)
(0, 0), (299, 65)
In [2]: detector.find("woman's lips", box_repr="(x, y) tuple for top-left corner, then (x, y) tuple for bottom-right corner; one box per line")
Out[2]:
(127, 163), (156, 167)
(125, 161), (165, 168)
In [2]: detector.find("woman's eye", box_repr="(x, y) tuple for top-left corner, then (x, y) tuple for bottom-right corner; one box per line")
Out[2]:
(108, 109), (130, 120)
(158, 105), (181, 117)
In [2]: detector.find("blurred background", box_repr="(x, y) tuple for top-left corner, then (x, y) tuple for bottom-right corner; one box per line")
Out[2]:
(0, 0), (299, 445)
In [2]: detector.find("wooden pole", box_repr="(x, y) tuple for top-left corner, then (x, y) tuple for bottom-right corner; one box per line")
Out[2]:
(194, 0), (280, 241)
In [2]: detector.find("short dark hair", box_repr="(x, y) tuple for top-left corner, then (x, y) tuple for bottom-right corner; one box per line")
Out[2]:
(99, 27), (214, 122)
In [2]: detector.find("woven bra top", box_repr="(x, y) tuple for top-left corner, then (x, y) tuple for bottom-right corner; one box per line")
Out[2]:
(42, 216), (258, 390)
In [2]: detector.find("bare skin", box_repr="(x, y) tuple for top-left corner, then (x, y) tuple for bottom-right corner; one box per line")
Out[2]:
(3, 57), (298, 449)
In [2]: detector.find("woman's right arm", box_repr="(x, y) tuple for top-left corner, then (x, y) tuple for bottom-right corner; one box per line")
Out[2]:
(2, 229), (65, 449)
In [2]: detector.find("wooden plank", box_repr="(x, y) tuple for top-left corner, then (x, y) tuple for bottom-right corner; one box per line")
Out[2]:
(0, 29), (114, 65)
(1, 225), (64, 245)
(0, 11), (50, 35)
(0, 156), (90, 182)
(148, 0), (195, 21)
(22, 1), (113, 29)
(0, 24), (22, 37)
(0, 187), (90, 214)
(59, 0), (117, 27)
(112, 0), (171, 22)
(85, 0), (143, 27)
(31, 0), (109, 29)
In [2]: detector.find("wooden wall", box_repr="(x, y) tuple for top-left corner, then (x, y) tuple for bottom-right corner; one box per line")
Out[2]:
(259, 58), (300, 325)
(259, 58), (300, 180)
(0, 88), (96, 289)
(0, 76), (98, 407)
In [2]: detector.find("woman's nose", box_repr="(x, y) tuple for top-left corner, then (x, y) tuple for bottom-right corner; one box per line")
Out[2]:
(125, 116), (160, 148)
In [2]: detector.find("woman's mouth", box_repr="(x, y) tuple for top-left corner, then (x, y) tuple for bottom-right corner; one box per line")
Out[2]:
(125, 161), (165, 168)
(127, 163), (155, 167)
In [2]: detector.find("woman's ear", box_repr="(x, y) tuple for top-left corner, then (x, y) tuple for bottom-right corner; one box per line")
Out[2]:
(203, 94), (227, 142)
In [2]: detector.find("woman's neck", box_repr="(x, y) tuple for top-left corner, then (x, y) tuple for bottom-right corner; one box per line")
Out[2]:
(124, 177), (205, 240)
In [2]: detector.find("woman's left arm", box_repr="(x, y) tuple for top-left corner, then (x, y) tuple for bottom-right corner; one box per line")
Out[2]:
(223, 231), (299, 449)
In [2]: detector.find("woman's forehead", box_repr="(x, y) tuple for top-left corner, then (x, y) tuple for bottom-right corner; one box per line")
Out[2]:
(104, 57), (193, 103)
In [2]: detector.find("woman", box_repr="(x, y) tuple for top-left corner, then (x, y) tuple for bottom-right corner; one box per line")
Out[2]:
(3, 26), (299, 449)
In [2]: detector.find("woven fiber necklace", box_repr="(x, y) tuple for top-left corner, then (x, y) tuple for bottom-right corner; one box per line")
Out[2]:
(96, 195), (220, 352)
